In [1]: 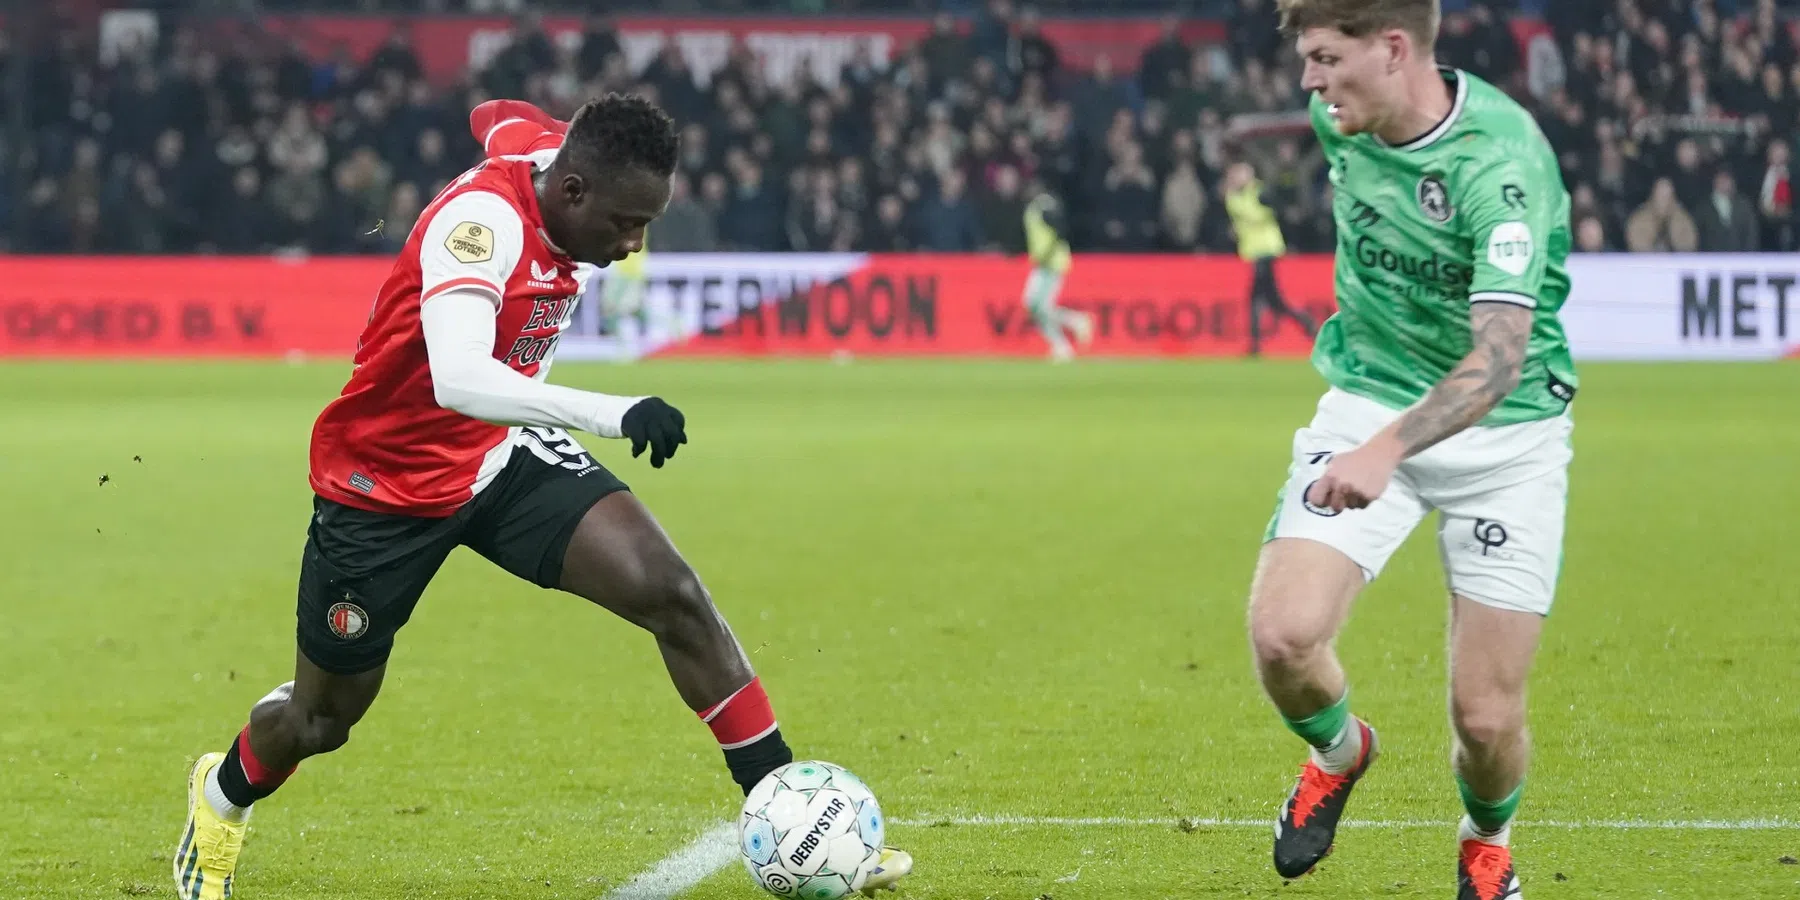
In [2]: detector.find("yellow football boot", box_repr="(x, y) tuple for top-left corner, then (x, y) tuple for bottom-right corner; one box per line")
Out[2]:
(861, 846), (913, 895)
(173, 752), (248, 900)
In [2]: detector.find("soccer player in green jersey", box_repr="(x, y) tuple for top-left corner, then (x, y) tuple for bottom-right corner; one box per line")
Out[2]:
(1252, 2), (1574, 898)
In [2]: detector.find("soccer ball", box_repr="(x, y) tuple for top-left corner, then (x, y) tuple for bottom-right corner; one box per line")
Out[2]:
(739, 760), (885, 899)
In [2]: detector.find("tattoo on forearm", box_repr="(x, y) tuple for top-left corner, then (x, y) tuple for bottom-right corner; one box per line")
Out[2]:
(1393, 302), (1531, 457)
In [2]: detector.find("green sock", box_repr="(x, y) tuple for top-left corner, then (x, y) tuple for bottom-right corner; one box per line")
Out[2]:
(1458, 776), (1524, 834)
(1281, 693), (1351, 750)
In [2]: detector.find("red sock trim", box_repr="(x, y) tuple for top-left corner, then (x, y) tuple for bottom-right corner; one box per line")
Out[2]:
(698, 677), (778, 749)
(236, 727), (296, 790)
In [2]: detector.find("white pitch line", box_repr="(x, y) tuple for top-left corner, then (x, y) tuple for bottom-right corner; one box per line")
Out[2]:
(601, 822), (737, 900)
(894, 814), (1800, 831)
(600, 813), (1798, 900)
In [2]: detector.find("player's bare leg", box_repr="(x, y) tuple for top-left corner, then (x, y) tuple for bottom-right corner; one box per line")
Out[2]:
(558, 492), (912, 891)
(247, 655), (387, 768)
(175, 654), (385, 899)
(1448, 595), (1540, 900)
(1023, 269), (1078, 361)
(1249, 538), (1380, 879)
(558, 492), (757, 716)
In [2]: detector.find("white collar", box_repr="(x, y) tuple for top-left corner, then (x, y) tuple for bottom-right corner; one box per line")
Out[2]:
(1376, 68), (1468, 152)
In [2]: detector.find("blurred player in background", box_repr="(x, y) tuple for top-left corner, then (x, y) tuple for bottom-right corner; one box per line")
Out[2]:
(1222, 160), (1317, 356)
(598, 227), (660, 356)
(172, 95), (911, 900)
(1250, 2), (1575, 899)
(1022, 187), (1094, 361)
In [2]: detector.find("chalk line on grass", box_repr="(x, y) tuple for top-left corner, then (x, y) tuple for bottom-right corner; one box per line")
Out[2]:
(601, 822), (737, 900)
(602, 813), (1798, 899)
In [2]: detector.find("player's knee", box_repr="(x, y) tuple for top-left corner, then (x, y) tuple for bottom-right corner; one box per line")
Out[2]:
(295, 712), (356, 757)
(273, 694), (358, 759)
(635, 560), (721, 648)
(1451, 696), (1525, 751)
(1248, 613), (1325, 670)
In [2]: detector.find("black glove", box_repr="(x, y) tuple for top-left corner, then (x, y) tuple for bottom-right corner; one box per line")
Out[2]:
(620, 397), (687, 468)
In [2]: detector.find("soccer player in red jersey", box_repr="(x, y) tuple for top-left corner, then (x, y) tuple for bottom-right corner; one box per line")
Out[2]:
(172, 94), (911, 899)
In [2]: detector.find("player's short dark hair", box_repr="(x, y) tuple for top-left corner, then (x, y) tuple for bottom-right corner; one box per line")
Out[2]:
(1277, 0), (1439, 52)
(560, 92), (679, 180)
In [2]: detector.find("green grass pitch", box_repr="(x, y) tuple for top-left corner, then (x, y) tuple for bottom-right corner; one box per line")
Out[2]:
(1, 358), (1796, 899)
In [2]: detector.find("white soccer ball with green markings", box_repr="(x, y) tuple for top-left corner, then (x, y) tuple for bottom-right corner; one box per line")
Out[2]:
(739, 760), (885, 899)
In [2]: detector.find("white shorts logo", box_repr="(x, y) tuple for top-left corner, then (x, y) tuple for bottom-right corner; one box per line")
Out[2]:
(1300, 479), (1343, 517)
(1471, 518), (1510, 554)
(1487, 222), (1534, 276)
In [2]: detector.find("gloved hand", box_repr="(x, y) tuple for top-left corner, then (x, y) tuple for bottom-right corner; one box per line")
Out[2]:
(620, 397), (687, 468)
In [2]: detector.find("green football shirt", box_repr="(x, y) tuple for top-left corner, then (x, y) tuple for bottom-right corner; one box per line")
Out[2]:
(1311, 68), (1577, 425)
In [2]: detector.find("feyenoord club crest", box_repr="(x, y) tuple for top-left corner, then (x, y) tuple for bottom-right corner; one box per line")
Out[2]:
(327, 599), (369, 640)
(1417, 176), (1453, 223)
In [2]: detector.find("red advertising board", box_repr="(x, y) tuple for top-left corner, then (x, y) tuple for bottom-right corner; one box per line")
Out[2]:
(651, 254), (1332, 358)
(0, 255), (1333, 360)
(0, 257), (376, 358)
(237, 15), (1225, 86)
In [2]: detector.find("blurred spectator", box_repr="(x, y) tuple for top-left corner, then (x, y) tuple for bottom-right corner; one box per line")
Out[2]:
(719, 161), (784, 251)
(1668, 139), (1710, 214)
(977, 164), (1029, 253)
(866, 194), (916, 252)
(1627, 178), (1701, 252)
(376, 181), (423, 254)
(577, 15), (622, 81)
(11, 2), (1800, 256)
(1072, 55), (1140, 139)
(787, 169), (856, 251)
(914, 169), (983, 251)
(920, 13), (973, 91)
(210, 168), (274, 254)
(1139, 15), (1192, 102)
(1438, 4), (1520, 90)
(655, 173), (719, 252)
(1759, 139), (1795, 250)
(330, 146), (394, 243)
(1575, 215), (1613, 252)
(1697, 170), (1759, 252)
(1096, 141), (1159, 250)
(1228, 0), (1281, 68)
(1007, 8), (1059, 84)
(1161, 160), (1207, 251)
(970, 0), (1013, 68)
(369, 28), (422, 81)
(265, 154), (329, 249)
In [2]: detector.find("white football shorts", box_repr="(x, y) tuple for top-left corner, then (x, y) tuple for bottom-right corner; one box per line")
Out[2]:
(1264, 388), (1574, 616)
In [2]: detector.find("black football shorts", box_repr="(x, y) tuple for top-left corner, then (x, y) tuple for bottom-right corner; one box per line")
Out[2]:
(295, 427), (628, 675)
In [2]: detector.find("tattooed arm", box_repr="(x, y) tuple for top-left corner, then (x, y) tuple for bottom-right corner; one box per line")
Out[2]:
(1306, 301), (1533, 513)
(1385, 301), (1533, 457)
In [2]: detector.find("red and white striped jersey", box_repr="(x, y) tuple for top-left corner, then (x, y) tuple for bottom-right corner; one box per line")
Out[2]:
(308, 105), (581, 517)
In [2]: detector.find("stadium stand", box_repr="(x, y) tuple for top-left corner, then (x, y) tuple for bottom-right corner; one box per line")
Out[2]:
(5, 0), (1799, 255)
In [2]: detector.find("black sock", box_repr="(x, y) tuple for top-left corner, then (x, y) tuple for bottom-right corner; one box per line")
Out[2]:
(216, 738), (277, 807)
(724, 727), (793, 796)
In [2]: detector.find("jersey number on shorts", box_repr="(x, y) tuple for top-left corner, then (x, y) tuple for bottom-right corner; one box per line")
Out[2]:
(520, 426), (599, 473)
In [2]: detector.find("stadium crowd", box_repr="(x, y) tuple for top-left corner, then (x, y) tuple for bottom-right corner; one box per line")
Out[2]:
(7, 0), (1800, 255)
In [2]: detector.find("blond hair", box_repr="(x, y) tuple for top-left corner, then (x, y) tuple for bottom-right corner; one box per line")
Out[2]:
(1276, 0), (1440, 53)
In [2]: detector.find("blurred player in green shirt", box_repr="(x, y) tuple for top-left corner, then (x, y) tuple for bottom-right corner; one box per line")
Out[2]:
(1022, 189), (1093, 361)
(1244, 3), (1575, 898)
(1222, 161), (1317, 356)
(599, 227), (666, 358)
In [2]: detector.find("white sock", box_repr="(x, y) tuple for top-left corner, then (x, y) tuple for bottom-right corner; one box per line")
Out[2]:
(1309, 719), (1364, 775)
(1459, 815), (1510, 847)
(204, 760), (252, 823)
